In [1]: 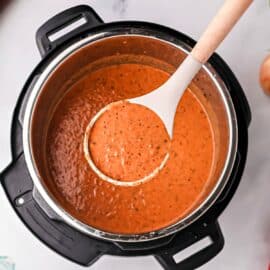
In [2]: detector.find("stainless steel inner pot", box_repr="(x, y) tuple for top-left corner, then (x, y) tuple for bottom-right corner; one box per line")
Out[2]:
(23, 28), (237, 242)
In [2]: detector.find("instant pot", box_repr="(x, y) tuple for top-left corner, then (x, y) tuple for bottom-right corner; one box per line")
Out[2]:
(0, 5), (251, 270)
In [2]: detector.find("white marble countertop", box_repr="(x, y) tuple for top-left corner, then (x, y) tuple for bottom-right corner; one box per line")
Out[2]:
(0, 1), (270, 269)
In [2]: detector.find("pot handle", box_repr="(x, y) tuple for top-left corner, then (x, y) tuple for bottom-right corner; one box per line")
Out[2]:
(155, 221), (224, 270)
(0, 154), (105, 266)
(36, 5), (103, 58)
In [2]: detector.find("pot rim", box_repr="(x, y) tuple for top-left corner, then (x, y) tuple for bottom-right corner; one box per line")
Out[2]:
(23, 27), (238, 242)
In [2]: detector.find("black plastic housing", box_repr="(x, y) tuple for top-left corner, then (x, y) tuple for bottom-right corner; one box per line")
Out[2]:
(0, 5), (250, 270)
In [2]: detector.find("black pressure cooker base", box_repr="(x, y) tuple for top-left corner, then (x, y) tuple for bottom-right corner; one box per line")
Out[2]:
(0, 5), (250, 270)
(1, 155), (225, 268)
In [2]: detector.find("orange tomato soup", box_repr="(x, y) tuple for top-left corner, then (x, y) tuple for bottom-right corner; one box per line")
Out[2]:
(89, 101), (170, 182)
(46, 63), (214, 234)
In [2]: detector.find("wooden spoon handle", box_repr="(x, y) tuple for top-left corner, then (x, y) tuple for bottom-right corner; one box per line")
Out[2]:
(192, 0), (253, 63)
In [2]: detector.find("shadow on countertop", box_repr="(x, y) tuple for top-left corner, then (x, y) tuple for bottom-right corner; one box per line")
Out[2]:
(0, 0), (13, 14)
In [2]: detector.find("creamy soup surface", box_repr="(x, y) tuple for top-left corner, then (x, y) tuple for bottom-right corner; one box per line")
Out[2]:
(89, 101), (171, 182)
(46, 62), (214, 234)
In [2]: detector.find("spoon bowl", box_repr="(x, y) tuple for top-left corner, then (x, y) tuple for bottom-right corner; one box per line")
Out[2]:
(83, 101), (170, 186)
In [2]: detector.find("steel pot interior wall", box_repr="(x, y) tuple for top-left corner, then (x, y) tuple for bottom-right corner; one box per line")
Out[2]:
(27, 34), (236, 241)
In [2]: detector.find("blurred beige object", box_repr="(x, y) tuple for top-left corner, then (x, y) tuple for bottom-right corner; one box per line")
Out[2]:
(260, 55), (270, 95)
